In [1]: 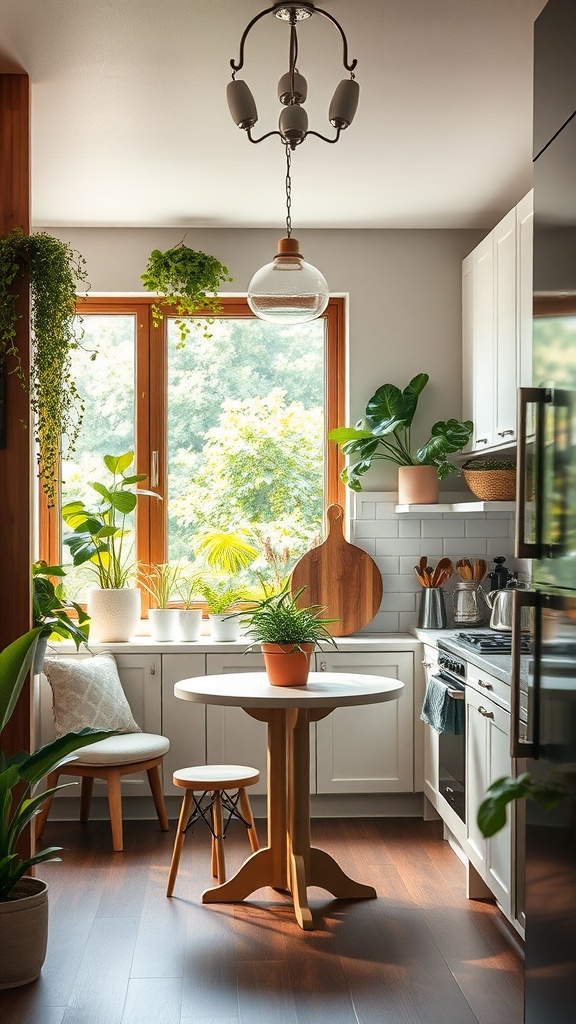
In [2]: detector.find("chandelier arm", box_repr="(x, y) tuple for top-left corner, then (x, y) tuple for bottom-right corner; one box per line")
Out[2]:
(230, 3), (280, 74)
(246, 127), (285, 144)
(308, 6), (358, 73)
(303, 128), (342, 144)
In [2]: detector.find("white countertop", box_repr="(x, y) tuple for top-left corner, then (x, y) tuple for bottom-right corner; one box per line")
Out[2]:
(45, 632), (422, 657)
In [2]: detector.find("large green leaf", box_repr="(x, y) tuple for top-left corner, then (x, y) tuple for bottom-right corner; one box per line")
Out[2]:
(365, 383), (417, 434)
(416, 418), (473, 464)
(17, 728), (114, 786)
(0, 629), (42, 731)
(109, 490), (137, 514)
(104, 452), (134, 475)
(328, 427), (373, 444)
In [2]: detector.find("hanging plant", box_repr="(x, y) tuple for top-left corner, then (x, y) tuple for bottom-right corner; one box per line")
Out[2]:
(141, 238), (232, 344)
(0, 228), (90, 504)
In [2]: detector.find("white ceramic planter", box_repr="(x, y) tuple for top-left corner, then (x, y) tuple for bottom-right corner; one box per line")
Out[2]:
(148, 608), (179, 642)
(86, 587), (141, 643)
(0, 877), (48, 989)
(209, 612), (240, 642)
(178, 608), (203, 642)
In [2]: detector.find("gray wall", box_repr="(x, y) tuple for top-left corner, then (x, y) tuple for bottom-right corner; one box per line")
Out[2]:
(43, 225), (484, 490)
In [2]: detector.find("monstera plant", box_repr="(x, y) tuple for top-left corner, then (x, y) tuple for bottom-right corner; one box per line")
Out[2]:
(328, 373), (473, 492)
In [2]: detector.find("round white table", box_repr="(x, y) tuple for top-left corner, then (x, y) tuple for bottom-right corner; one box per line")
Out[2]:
(174, 671), (404, 930)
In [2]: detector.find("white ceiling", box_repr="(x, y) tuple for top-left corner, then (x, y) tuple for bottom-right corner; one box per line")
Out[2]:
(0, 0), (547, 230)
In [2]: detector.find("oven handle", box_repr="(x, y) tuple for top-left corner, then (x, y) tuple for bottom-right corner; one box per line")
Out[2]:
(430, 674), (465, 701)
(510, 589), (540, 758)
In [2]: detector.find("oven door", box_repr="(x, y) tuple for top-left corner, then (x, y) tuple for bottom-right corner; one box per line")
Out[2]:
(436, 678), (466, 823)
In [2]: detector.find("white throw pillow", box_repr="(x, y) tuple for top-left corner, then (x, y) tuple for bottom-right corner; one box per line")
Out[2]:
(44, 653), (141, 738)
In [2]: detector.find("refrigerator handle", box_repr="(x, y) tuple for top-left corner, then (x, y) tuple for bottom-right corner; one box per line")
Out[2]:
(510, 589), (540, 759)
(516, 386), (545, 559)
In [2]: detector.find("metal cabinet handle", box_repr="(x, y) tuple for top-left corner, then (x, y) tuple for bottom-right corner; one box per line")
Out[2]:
(422, 660), (434, 669)
(151, 450), (159, 488)
(150, 662), (156, 675)
(319, 661), (327, 672)
(478, 679), (493, 690)
(516, 387), (545, 558)
(478, 706), (494, 719)
(510, 589), (539, 758)
(498, 429), (515, 437)
(476, 437), (488, 444)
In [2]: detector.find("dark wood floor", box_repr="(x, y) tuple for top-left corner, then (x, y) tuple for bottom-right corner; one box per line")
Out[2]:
(0, 817), (523, 1024)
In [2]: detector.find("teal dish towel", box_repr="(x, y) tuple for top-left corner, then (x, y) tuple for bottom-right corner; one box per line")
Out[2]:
(421, 677), (465, 735)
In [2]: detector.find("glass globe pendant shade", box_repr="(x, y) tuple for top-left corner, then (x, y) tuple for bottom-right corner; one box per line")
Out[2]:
(247, 238), (329, 324)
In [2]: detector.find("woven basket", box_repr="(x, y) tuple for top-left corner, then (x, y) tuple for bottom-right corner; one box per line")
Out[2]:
(463, 468), (516, 501)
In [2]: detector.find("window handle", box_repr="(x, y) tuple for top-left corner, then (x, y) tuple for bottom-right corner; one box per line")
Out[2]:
(151, 451), (159, 488)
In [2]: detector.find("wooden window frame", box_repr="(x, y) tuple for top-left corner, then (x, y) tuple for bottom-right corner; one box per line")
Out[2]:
(40, 295), (346, 576)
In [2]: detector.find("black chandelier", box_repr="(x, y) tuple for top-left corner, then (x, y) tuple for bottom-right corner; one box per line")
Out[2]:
(226, 2), (360, 151)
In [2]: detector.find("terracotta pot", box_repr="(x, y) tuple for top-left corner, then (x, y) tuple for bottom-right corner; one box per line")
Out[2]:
(262, 643), (314, 687)
(0, 877), (49, 989)
(87, 587), (141, 642)
(397, 465), (439, 504)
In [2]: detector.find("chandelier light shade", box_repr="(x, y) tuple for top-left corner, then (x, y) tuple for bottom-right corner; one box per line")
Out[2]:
(247, 237), (329, 324)
(227, 2), (359, 150)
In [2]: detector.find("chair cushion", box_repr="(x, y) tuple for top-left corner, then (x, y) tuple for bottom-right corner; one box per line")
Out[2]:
(44, 653), (141, 738)
(72, 732), (170, 766)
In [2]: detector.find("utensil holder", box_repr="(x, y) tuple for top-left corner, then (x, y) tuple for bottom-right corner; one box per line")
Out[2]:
(418, 588), (447, 629)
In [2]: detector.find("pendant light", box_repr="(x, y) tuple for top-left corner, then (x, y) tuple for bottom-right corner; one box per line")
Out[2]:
(247, 144), (329, 324)
(227, 2), (359, 324)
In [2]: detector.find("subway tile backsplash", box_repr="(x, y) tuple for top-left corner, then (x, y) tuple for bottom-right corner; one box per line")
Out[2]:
(351, 491), (516, 634)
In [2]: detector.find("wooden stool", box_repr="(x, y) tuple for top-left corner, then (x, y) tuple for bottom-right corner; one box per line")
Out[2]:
(36, 733), (170, 852)
(166, 764), (260, 897)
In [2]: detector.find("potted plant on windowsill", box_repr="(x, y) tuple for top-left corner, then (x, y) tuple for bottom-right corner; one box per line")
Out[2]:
(196, 580), (249, 642)
(177, 569), (205, 642)
(328, 373), (473, 504)
(240, 583), (338, 687)
(0, 228), (90, 505)
(141, 239), (232, 344)
(32, 561), (90, 672)
(61, 451), (161, 642)
(0, 628), (112, 989)
(139, 563), (182, 642)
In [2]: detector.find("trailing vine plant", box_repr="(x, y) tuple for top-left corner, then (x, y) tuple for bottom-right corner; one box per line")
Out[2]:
(141, 238), (232, 344)
(0, 228), (90, 503)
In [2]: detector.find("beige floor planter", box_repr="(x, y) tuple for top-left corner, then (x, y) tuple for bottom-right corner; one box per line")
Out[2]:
(86, 587), (141, 642)
(0, 878), (49, 989)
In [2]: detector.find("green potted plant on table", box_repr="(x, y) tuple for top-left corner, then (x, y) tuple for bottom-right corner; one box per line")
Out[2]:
(328, 373), (473, 504)
(141, 239), (232, 343)
(61, 451), (160, 643)
(0, 229), (90, 504)
(139, 563), (182, 642)
(0, 628), (112, 989)
(32, 561), (90, 672)
(240, 583), (338, 687)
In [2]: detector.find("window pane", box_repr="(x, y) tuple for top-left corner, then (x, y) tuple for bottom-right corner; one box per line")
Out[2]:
(61, 315), (136, 599)
(166, 316), (325, 584)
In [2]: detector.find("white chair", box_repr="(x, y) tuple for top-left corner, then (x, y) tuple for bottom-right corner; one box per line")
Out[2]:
(36, 732), (170, 852)
(166, 764), (260, 896)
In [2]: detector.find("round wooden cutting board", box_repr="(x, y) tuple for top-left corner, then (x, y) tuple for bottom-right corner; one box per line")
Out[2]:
(289, 504), (383, 637)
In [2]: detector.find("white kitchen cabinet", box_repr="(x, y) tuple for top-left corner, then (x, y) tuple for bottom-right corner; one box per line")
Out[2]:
(161, 653), (206, 795)
(465, 685), (513, 920)
(314, 651), (414, 794)
(421, 645), (440, 809)
(38, 652), (163, 800)
(462, 191), (533, 455)
(205, 651), (269, 795)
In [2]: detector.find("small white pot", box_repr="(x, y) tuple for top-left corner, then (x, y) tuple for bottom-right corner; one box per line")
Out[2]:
(148, 608), (179, 642)
(0, 877), (49, 988)
(178, 608), (203, 642)
(87, 587), (141, 643)
(209, 612), (240, 642)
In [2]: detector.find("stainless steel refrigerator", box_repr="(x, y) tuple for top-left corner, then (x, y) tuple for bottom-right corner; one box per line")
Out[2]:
(513, 3), (576, 1021)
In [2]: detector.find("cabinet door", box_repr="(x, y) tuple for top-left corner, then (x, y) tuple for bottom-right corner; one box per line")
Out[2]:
(205, 652), (268, 795)
(315, 652), (414, 794)
(472, 234), (495, 450)
(39, 653), (162, 799)
(516, 191), (534, 391)
(421, 647), (440, 807)
(161, 653), (206, 795)
(494, 209), (517, 443)
(466, 688), (512, 919)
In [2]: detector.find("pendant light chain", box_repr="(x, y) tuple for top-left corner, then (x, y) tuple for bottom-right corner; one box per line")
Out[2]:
(285, 142), (292, 238)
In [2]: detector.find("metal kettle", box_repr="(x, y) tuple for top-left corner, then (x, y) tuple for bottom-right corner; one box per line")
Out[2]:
(486, 580), (530, 631)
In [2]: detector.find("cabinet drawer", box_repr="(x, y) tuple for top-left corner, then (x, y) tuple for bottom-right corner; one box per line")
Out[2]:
(466, 663), (510, 712)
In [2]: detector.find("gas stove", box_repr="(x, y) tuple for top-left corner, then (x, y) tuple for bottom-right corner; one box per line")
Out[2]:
(453, 631), (531, 654)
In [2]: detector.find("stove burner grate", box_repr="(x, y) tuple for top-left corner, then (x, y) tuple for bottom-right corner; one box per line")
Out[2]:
(455, 631), (531, 654)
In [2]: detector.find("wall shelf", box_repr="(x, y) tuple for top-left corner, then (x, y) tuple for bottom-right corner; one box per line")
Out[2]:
(395, 501), (516, 514)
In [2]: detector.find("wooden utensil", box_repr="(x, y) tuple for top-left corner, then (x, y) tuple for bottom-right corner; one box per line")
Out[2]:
(290, 504), (383, 636)
(430, 557), (453, 588)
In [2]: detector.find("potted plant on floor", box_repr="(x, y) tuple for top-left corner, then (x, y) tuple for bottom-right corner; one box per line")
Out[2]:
(328, 373), (473, 503)
(0, 628), (112, 989)
(32, 560), (90, 672)
(139, 563), (182, 642)
(141, 239), (232, 343)
(240, 583), (338, 686)
(61, 451), (161, 642)
(0, 228), (90, 504)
